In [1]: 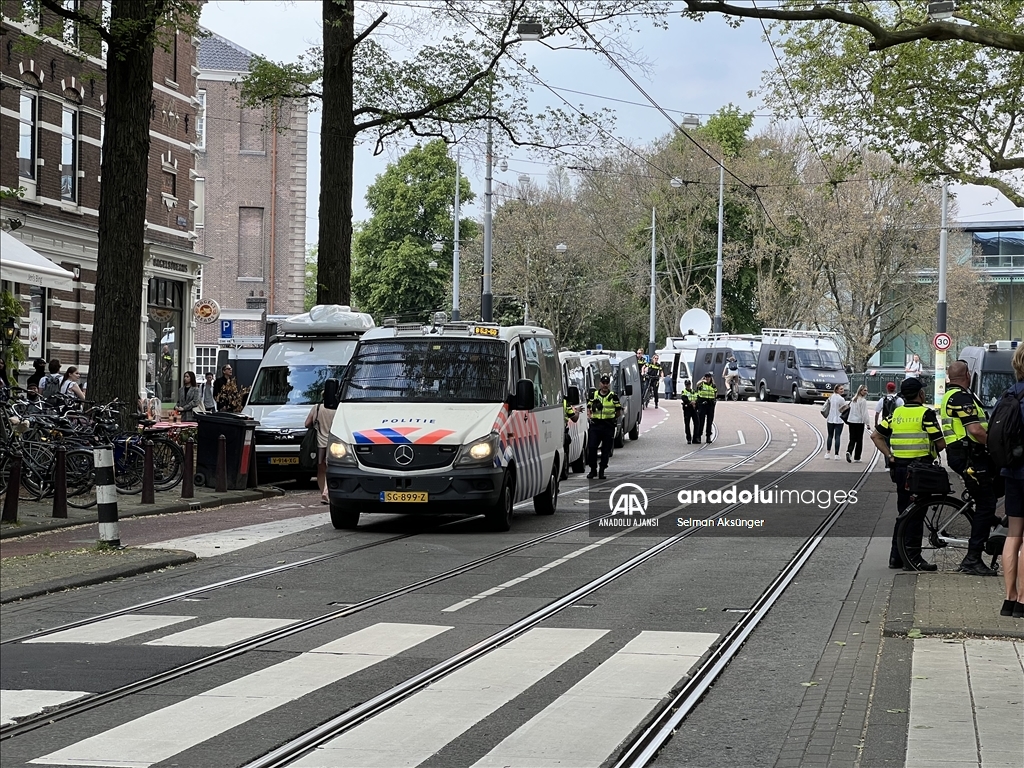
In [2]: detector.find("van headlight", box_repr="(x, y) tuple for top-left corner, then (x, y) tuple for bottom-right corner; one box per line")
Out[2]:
(327, 436), (356, 466)
(740, 378), (753, 387)
(456, 434), (499, 467)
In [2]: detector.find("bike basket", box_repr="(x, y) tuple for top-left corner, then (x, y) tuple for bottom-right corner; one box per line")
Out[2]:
(906, 462), (951, 496)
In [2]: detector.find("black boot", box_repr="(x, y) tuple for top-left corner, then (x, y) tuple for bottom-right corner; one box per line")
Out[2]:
(958, 550), (996, 576)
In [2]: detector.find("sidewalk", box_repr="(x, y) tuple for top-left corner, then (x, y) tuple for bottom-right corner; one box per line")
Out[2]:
(0, 484), (285, 603)
(886, 571), (1024, 640)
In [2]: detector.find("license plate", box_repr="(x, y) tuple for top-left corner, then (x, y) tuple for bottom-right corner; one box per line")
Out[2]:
(269, 457), (299, 465)
(380, 491), (428, 503)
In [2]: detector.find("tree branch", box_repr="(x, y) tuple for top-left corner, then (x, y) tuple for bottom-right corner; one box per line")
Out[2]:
(40, 0), (116, 43)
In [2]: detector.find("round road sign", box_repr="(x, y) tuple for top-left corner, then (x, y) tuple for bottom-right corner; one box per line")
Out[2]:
(933, 332), (952, 351)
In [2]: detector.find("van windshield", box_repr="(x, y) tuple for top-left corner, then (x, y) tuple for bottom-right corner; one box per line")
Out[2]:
(796, 349), (843, 370)
(248, 364), (348, 406)
(980, 372), (1016, 409)
(733, 350), (757, 367)
(343, 339), (508, 403)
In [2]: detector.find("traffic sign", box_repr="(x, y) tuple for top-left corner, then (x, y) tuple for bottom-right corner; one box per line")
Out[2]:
(933, 332), (951, 351)
(220, 319), (234, 340)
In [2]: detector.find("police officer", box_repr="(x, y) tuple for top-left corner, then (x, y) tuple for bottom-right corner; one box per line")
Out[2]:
(871, 377), (946, 571)
(680, 379), (697, 444)
(693, 372), (717, 444)
(587, 374), (621, 479)
(940, 360), (1000, 576)
(562, 395), (581, 480)
(645, 353), (663, 408)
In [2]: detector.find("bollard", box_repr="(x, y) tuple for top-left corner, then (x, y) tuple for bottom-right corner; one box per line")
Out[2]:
(215, 434), (227, 493)
(52, 445), (68, 519)
(246, 436), (259, 489)
(141, 439), (155, 504)
(181, 438), (195, 499)
(2, 453), (22, 523)
(94, 445), (120, 547)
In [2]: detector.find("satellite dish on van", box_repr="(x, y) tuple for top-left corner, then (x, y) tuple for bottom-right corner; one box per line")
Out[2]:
(679, 309), (712, 337)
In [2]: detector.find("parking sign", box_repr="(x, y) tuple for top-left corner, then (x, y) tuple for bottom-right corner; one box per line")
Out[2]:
(220, 319), (234, 340)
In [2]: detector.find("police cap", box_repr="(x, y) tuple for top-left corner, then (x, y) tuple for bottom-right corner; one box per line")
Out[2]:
(900, 378), (925, 398)
(599, 374), (610, 384)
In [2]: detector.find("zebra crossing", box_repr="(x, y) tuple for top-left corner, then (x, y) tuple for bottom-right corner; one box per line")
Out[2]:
(4, 618), (718, 768)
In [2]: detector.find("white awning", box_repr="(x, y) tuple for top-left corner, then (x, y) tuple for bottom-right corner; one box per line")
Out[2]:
(1, 230), (76, 291)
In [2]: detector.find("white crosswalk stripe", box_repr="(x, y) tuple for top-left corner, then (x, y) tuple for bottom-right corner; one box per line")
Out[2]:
(473, 630), (718, 767)
(137, 513), (330, 558)
(144, 617), (299, 647)
(30, 623), (451, 768)
(23, 615), (194, 645)
(1, 690), (91, 726)
(290, 627), (608, 768)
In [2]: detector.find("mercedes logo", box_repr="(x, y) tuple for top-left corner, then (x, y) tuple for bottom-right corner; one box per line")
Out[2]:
(394, 445), (415, 466)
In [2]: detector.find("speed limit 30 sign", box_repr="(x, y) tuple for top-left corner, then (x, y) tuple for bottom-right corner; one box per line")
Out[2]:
(933, 332), (952, 351)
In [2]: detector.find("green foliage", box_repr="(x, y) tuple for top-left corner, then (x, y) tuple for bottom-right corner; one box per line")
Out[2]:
(352, 141), (476, 319)
(699, 104), (754, 159)
(1, 290), (28, 381)
(304, 244), (318, 312)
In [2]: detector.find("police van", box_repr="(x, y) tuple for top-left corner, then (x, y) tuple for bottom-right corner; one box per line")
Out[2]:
(244, 305), (375, 481)
(691, 334), (761, 399)
(605, 350), (642, 447)
(322, 320), (564, 531)
(754, 328), (850, 403)
(559, 350), (589, 478)
(958, 340), (1019, 411)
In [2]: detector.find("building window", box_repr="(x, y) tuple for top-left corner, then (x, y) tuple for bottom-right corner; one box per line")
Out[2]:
(193, 177), (205, 227)
(196, 90), (206, 150)
(171, 31), (178, 82)
(195, 346), (218, 377)
(62, 0), (79, 48)
(238, 207), (265, 279)
(60, 106), (78, 202)
(18, 92), (37, 180)
(162, 170), (176, 198)
(99, 116), (104, 169)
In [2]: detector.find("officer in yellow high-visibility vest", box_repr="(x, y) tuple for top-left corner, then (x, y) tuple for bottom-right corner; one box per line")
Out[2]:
(693, 373), (717, 444)
(871, 377), (946, 571)
(587, 374), (621, 480)
(941, 360), (1000, 576)
(679, 379), (697, 443)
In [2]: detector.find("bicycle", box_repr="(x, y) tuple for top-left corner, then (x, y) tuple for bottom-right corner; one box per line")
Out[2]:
(896, 487), (1004, 573)
(724, 374), (740, 401)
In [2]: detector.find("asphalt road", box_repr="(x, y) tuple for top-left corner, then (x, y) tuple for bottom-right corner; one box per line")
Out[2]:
(0, 399), (907, 768)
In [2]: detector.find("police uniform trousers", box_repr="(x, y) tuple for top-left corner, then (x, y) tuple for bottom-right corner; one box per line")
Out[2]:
(588, 419), (616, 471)
(947, 447), (1001, 552)
(695, 399), (715, 441)
(890, 461), (925, 564)
(682, 403), (697, 442)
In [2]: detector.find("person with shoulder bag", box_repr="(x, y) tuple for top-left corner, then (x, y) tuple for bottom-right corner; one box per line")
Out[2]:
(305, 399), (338, 504)
(823, 385), (848, 460)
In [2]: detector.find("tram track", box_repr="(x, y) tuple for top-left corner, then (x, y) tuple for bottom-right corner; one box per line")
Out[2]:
(0, 411), (774, 741)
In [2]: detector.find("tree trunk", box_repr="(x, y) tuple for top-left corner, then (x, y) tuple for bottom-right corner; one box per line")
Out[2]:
(317, 0), (356, 306)
(90, 0), (157, 428)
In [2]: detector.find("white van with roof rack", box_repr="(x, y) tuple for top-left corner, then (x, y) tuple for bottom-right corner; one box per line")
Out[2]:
(244, 305), (375, 482)
(322, 318), (565, 531)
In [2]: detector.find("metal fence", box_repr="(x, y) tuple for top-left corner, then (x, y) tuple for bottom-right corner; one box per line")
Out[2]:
(848, 372), (934, 400)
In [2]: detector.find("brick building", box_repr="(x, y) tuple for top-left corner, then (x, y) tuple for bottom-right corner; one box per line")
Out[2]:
(193, 29), (308, 366)
(1, 1), (207, 401)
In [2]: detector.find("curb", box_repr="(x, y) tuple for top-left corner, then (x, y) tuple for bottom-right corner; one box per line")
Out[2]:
(0, 486), (285, 541)
(0, 550), (197, 604)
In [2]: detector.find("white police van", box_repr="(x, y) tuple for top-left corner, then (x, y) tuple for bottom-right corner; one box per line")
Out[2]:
(323, 319), (564, 531)
(559, 350), (589, 478)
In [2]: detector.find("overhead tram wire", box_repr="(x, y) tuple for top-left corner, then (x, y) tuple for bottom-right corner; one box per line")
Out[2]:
(552, 0), (782, 234)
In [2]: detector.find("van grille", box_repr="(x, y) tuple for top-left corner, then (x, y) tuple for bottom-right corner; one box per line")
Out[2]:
(356, 444), (458, 471)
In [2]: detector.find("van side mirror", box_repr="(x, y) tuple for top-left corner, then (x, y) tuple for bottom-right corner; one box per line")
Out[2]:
(624, 384), (633, 396)
(323, 378), (341, 410)
(566, 385), (581, 406)
(512, 379), (535, 411)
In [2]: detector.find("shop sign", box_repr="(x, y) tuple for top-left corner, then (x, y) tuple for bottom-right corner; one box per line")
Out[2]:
(193, 298), (221, 324)
(152, 258), (189, 273)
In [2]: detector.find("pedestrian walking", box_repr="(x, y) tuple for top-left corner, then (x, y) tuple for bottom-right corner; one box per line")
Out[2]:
(200, 371), (218, 412)
(845, 385), (870, 463)
(40, 359), (63, 399)
(824, 384), (848, 459)
(874, 382), (904, 429)
(693, 373), (717, 444)
(587, 374), (621, 480)
(940, 359), (1001, 576)
(59, 366), (86, 401)
(305, 399), (338, 504)
(999, 344), (1024, 618)
(680, 379), (697, 444)
(904, 353), (923, 380)
(175, 371), (202, 422)
(870, 377), (945, 571)
(645, 353), (663, 408)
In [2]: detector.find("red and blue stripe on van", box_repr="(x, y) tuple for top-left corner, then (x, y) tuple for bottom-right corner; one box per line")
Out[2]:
(352, 427), (455, 445)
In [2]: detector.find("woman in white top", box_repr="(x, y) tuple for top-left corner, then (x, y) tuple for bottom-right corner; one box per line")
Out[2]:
(60, 366), (86, 401)
(904, 354), (922, 379)
(305, 400), (338, 504)
(824, 384), (848, 459)
(845, 385), (870, 463)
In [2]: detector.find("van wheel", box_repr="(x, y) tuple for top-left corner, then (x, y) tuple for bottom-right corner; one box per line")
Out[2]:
(613, 425), (625, 449)
(758, 383), (768, 402)
(571, 440), (587, 473)
(628, 418), (640, 441)
(329, 500), (360, 530)
(534, 465), (559, 515)
(485, 473), (515, 531)
(792, 385), (802, 404)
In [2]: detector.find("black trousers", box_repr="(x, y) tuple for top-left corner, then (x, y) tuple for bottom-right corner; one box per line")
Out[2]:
(847, 423), (865, 460)
(948, 452), (1000, 552)
(890, 463), (924, 563)
(695, 400), (715, 440)
(588, 421), (616, 471)
(682, 405), (697, 441)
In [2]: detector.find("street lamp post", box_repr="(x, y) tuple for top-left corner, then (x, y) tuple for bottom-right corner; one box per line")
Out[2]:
(935, 179), (949, 404)
(714, 162), (724, 333)
(453, 153), (461, 320)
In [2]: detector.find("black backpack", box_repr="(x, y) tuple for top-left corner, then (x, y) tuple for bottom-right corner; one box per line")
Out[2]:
(881, 395), (898, 421)
(41, 374), (62, 399)
(987, 387), (1024, 469)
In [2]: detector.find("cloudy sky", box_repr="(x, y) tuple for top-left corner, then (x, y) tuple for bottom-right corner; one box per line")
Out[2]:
(200, 0), (1023, 245)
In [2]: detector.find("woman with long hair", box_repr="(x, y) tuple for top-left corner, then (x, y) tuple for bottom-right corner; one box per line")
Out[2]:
(176, 370), (201, 422)
(60, 366), (86, 401)
(845, 385), (870, 462)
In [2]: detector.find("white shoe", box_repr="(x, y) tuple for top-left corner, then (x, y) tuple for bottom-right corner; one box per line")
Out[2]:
(854, 459), (862, 463)
(824, 454), (830, 460)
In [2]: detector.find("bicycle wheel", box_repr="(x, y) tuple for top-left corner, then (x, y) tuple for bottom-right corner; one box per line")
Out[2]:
(65, 448), (97, 508)
(19, 441), (55, 500)
(150, 437), (185, 491)
(115, 445), (145, 494)
(897, 494), (974, 572)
